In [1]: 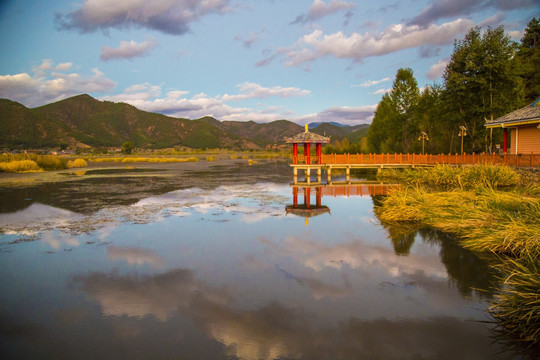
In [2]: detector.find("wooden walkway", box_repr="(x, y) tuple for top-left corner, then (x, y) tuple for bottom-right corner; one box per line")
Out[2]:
(291, 153), (539, 184)
(293, 152), (540, 168)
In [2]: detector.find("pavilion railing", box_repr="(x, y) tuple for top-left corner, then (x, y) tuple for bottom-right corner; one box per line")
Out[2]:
(292, 153), (540, 168)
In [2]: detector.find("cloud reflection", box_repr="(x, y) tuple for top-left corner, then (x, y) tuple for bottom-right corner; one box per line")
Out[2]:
(75, 267), (500, 360)
(107, 246), (164, 268)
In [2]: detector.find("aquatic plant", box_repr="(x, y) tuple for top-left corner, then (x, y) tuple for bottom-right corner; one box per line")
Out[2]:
(376, 186), (540, 257)
(377, 164), (520, 189)
(490, 254), (540, 345)
(67, 158), (88, 168)
(89, 156), (199, 163)
(0, 159), (41, 173)
(0, 153), (68, 171)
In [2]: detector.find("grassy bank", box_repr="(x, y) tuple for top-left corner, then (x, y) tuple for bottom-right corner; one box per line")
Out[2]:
(0, 154), (90, 172)
(88, 156), (199, 163)
(375, 164), (540, 346)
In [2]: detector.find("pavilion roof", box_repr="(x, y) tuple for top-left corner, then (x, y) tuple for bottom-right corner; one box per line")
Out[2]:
(285, 205), (330, 217)
(485, 97), (540, 128)
(285, 129), (330, 144)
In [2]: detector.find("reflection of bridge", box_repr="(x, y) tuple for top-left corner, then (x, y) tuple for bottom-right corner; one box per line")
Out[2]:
(292, 153), (540, 183)
(286, 183), (400, 225)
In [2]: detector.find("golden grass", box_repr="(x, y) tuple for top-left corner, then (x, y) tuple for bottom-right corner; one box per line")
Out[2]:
(0, 160), (42, 173)
(376, 186), (540, 257)
(90, 156), (199, 163)
(67, 158), (88, 168)
(377, 164), (519, 189)
(206, 156), (215, 161)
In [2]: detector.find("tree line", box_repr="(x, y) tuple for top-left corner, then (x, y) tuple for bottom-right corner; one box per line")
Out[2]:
(366, 18), (539, 155)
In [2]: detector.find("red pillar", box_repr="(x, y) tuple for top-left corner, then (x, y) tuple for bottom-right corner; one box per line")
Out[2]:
(316, 187), (321, 207)
(316, 143), (321, 164)
(293, 187), (298, 208)
(305, 187), (311, 208)
(305, 143), (311, 165)
(293, 143), (298, 164)
(503, 128), (508, 154)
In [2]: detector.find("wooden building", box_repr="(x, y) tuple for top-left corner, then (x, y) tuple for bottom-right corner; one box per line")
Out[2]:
(485, 98), (540, 154)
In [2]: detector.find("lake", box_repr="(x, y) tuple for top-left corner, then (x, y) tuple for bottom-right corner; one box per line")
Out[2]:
(0, 160), (529, 359)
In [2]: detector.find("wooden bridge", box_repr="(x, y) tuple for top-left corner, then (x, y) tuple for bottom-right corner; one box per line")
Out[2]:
(291, 152), (540, 183)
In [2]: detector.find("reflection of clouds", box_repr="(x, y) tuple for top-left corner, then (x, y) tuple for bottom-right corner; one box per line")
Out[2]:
(77, 269), (231, 321)
(107, 246), (164, 268)
(266, 236), (447, 280)
(0, 203), (83, 236)
(0, 184), (288, 239)
(41, 231), (79, 250)
(75, 268), (499, 360)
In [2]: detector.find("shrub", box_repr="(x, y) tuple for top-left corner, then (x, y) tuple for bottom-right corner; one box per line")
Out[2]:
(67, 158), (88, 168)
(0, 160), (41, 173)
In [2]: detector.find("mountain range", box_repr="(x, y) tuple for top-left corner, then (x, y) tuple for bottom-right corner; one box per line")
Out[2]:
(0, 94), (369, 150)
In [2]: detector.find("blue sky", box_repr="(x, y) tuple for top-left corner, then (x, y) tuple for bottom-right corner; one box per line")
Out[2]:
(0, 0), (537, 125)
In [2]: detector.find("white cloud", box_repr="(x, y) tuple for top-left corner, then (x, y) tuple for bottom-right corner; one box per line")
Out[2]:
(426, 58), (449, 80)
(100, 82), (313, 122)
(100, 39), (158, 61)
(292, 0), (355, 24)
(264, 18), (474, 68)
(56, 0), (233, 35)
(222, 82), (311, 101)
(298, 104), (377, 125)
(370, 88), (392, 95)
(351, 77), (391, 88)
(0, 60), (116, 107)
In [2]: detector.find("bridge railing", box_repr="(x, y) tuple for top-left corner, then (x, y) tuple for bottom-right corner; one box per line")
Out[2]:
(292, 153), (539, 168)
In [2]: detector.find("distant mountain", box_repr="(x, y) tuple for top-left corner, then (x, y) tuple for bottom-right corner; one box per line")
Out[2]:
(0, 94), (369, 150)
(309, 121), (349, 128)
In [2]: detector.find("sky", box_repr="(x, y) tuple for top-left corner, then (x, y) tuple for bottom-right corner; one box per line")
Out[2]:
(0, 0), (537, 125)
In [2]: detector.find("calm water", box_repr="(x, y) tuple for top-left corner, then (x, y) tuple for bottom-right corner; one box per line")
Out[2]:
(0, 160), (526, 359)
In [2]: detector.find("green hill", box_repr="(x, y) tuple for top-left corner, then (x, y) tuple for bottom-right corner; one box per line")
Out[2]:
(0, 94), (370, 150)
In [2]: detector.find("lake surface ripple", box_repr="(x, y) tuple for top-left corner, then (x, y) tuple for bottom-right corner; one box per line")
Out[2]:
(0, 161), (527, 359)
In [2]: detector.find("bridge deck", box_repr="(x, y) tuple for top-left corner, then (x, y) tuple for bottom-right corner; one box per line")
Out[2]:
(291, 152), (540, 168)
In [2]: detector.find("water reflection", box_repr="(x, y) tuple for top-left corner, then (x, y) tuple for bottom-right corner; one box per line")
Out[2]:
(285, 183), (401, 226)
(0, 169), (525, 359)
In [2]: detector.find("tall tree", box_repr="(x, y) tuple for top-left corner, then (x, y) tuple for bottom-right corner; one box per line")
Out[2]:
(443, 26), (523, 153)
(367, 93), (399, 153)
(516, 18), (540, 103)
(367, 68), (419, 153)
(390, 68), (420, 152)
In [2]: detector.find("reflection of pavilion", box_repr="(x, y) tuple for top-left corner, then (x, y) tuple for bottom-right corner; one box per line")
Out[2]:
(286, 182), (401, 226)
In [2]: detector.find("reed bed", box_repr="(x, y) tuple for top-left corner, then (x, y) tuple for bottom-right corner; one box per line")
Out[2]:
(0, 154), (67, 172)
(376, 186), (540, 257)
(0, 160), (42, 173)
(89, 156), (199, 163)
(377, 164), (519, 189)
(67, 158), (88, 168)
(489, 254), (540, 344)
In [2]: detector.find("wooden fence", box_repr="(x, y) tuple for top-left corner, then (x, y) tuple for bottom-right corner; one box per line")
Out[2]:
(292, 153), (540, 168)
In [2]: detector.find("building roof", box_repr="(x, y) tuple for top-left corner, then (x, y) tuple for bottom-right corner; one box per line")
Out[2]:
(485, 97), (540, 128)
(285, 124), (331, 144)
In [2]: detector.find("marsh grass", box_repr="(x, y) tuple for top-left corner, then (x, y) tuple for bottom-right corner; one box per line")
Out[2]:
(377, 164), (520, 189)
(89, 156), (199, 163)
(0, 160), (42, 173)
(67, 158), (88, 168)
(376, 186), (540, 257)
(0, 154), (67, 172)
(489, 254), (540, 345)
(206, 156), (215, 161)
